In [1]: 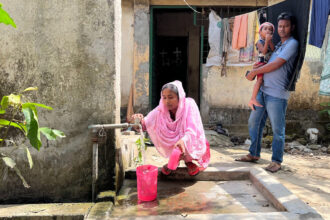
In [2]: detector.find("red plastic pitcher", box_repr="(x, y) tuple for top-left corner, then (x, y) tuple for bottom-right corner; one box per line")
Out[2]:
(167, 147), (181, 170)
(136, 165), (158, 201)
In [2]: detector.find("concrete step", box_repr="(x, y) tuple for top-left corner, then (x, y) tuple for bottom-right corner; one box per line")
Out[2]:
(0, 203), (93, 220)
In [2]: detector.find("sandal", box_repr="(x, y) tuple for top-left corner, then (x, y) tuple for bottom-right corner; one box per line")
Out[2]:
(235, 154), (260, 163)
(265, 162), (281, 173)
(185, 162), (200, 176)
(161, 164), (171, 175)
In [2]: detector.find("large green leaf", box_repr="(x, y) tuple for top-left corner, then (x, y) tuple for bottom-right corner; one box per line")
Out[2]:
(22, 106), (41, 150)
(2, 156), (16, 168)
(0, 4), (16, 28)
(25, 147), (33, 169)
(22, 103), (38, 118)
(0, 119), (26, 134)
(1, 96), (9, 110)
(39, 127), (65, 140)
(0, 109), (5, 114)
(22, 103), (53, 110)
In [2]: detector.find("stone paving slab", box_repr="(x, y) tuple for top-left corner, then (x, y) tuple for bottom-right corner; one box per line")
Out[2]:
(111, 179), (278, 218)
(85, 202), (113, 220)
(111, 212), (311, 220)
(0, 203), (93, 219)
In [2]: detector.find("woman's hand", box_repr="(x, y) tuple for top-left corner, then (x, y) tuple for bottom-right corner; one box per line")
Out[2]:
(174, 139), (185, 155)
(130, 113), (144, 131)
(131, 113), (144, 124)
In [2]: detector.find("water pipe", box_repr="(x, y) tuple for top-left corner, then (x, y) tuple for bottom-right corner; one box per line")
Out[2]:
(88, 120), (140, 201)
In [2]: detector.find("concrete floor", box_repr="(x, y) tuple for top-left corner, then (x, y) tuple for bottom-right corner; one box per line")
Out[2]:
(0, 145), (326, 219)
(111, 179), (277, 218)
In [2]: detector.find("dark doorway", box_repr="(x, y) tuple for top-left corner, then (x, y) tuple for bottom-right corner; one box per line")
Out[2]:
(154, 36), (188, 105)
(151, 8), (201, 108)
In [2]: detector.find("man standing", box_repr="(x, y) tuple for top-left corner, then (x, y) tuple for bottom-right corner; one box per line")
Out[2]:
(236, 12), (298, 173)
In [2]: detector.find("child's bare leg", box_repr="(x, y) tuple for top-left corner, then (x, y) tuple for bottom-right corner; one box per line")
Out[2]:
(249, 77), (263, 110)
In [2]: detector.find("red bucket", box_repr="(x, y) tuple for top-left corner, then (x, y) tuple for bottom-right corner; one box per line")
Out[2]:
(136, 165), (158, 201)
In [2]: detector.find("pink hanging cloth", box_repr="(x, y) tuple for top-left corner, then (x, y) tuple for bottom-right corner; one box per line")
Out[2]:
(232, 14), (248, 49)
(144, 81), (210, 168)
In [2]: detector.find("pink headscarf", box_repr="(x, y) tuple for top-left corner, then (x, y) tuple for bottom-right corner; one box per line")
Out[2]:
(144, 81), (210, 168)
(259, 22), (275, 34)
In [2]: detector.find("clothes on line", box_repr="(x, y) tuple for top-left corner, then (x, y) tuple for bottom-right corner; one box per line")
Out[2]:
(206, 10), (222, 67)
(309, 0), (330, 48)
(232, 14), (248, 50)
(239, 11), (258, 62)
(220, 18), (231, 76)
(206, 11), (232, 68)
(206, 0), (310, 74)
(206, 10), (259, 68)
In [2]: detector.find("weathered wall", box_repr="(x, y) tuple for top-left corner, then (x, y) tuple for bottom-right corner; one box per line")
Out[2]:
(121, 0), (134, 109)
(133, 0), (150, 113)
(201, 64), (254, 123)
(0, 0), (121, 202)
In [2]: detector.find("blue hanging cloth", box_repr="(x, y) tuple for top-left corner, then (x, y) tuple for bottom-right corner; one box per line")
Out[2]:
(320, 33), (330, 96)
(309, 0), (330, 48)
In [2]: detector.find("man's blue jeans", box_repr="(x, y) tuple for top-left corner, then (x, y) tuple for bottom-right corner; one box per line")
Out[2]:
(248, 91), (288, 164)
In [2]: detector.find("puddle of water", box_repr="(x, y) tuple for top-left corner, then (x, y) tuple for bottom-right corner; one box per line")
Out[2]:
(111, 180), (278, 218)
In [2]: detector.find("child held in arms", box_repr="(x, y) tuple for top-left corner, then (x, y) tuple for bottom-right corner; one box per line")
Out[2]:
(248, 22), (275, 110)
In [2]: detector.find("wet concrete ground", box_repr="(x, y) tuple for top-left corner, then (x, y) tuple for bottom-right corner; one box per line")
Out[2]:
(111, 179), (277, 218)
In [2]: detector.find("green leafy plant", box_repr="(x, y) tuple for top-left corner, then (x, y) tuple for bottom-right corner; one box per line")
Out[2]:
(134, 137), (149, 165)
(320, 102), (330, 131)
(0, 87), (65, 187)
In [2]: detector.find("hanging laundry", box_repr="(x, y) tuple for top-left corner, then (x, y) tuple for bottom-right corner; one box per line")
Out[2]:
(320, 32), (330, 96)
(309, 0), (330, 48)
(239, 11), (257, 62)
(221, 18), (231, 54)
(220, 18), (231, 76)
(206, 10), (222, 67)
(227, 17), (241, 64)
(219, 19), (224, 57)
(232, 14), (248, 50)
